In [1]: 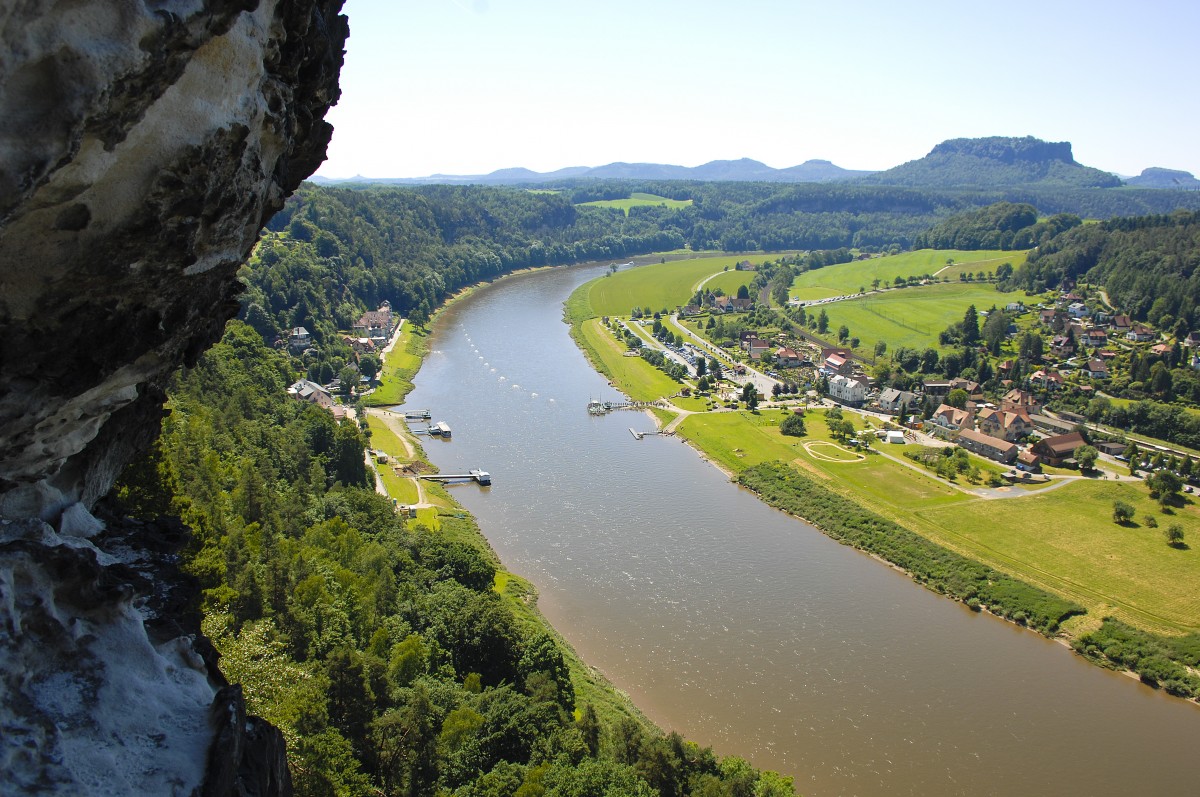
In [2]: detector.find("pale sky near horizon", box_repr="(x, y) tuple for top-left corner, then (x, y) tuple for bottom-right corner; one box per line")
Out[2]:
(316, 0), (1200, 180)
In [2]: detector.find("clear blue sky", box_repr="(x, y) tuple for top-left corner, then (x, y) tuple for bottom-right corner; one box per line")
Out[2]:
(316, 0), (1200, 179)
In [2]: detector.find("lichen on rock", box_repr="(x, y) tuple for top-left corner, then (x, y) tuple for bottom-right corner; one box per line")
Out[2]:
(0, 1), (348, 793)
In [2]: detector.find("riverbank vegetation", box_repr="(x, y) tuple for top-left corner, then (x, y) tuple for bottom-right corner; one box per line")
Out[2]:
(114, 321), (794, 797)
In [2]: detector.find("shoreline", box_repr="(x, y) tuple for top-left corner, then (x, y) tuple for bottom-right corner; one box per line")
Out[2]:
(367, 262), (656, 730)
(564, 266), (1200, 707)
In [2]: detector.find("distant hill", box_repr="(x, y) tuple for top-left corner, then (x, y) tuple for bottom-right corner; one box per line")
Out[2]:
(316, 158), (874, 185)
(860, 136), (1123, 189)
(1125, 167), (1200, 190)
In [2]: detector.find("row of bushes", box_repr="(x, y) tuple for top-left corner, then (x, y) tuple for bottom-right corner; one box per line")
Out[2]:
(1073, 619), (1200, 699)
(737, 462), (1084, 634)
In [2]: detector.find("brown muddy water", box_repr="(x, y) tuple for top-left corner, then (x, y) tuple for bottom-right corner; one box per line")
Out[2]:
(401, 264), (1200, 796)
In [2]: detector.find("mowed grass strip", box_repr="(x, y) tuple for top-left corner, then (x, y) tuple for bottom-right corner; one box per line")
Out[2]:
(813, 282), (1009, 354)
(577, 192), (693, 216)
(790, 249), (1026, 300)
(579, 318), (681, 402)
(915, 479), (1200, 633)
(363, 323), (425, 407)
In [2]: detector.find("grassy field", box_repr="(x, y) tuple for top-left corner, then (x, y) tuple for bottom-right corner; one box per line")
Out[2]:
(811, 282), (1010, 354)
(915, 480), (1200, 634)
(578, 318), (682, 402)
(676, 402), (1200, 636)
(577, 192), (693, 215)
(702, 269), (758, 298)
(583, 254), (789, 318)
(362, 323), (425, 407)
(790, 249), (1025, 300)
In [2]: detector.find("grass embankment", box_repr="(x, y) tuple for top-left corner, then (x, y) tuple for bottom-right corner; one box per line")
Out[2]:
(576, 192), (693, 216)
(367, 298), (652, 730)
(738, 461), (1084, 633)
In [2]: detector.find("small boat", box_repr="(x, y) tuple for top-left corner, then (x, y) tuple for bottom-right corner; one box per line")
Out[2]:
(587, 399), (605, 415)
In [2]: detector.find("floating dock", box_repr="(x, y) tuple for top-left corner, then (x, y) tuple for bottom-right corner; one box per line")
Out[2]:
(429, 421), (452, 437)
(419, 469), (491, 486)
(403, 409), (431, 420)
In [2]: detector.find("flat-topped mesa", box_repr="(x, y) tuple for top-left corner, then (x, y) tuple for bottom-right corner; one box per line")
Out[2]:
(0, 2), (347, 794)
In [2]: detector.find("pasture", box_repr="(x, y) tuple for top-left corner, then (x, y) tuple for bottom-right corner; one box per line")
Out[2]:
(915, 479), (1200, 634)
(577, 192), (693, 215)
(809, 282), (1009, 354)
(790, 249), (1025, 300)
(584, 254), (785, 317)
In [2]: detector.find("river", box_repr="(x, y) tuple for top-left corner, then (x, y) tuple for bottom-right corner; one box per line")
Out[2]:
(400, 264), (1200, 796)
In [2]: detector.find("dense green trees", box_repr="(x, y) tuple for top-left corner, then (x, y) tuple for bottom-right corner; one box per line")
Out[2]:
(115, 321), (788, 796)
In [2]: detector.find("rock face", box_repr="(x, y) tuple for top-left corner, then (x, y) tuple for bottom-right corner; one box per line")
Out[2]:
(0, 2), (347, 794)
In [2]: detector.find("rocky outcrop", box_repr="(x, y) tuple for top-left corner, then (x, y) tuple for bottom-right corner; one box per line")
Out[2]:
(0, 2), (346, 794)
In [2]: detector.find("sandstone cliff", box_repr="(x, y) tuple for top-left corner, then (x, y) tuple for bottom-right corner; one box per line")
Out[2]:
(0, 2), (347, 793)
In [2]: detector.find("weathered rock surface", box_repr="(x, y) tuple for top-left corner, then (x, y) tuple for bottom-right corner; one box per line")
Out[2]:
(0, 1), (346, 793)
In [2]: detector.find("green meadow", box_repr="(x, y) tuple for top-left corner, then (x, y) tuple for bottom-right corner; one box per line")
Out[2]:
(583, 254), (787, 317)
(577, 192), (693, 215)
(812, 282), (1010, 354)
(915, 480), (1200, 634)
(790, 249), (1026, 300)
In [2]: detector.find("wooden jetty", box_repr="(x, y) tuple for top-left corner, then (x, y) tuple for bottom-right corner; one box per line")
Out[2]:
(588, 399), (669, 415)
(419, 469), (491, 485)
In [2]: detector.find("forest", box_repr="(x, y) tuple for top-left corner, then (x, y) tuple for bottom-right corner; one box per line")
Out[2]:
(114, 323), (793, 797)
(1011, 210), (1200, 326)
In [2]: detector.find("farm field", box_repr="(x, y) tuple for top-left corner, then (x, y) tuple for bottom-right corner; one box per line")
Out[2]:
(584, 253), (792, 317)
(577, 192), (693, 215)
(915, 479), (1200, 634)
(790, 248), (1026, 300)
(812, 282), (1009, 353)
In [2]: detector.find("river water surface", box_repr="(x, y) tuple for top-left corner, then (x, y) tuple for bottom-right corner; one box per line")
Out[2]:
(401, 264), (1200, 796)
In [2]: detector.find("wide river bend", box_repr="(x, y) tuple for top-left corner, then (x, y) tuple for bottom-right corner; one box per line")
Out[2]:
(401, 264), (1200, 796)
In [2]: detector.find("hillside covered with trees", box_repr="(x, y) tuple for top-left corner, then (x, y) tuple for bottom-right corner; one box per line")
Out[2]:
(1012, 210), (1200, 326)
(116, 323), (792, 797)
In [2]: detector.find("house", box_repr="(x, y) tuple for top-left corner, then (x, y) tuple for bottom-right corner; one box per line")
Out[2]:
(976, 407), (1034, 442)
(1083, 359), (1109, 379)
(1001, 388), (1041, 415)
(1067, 302), (1090, 318)
(1050, 334), (1076, 358)
(923, 379), (952, 397)
(822, 352), (852, 376)
(1150, 343), (1173, 357)
(1039, 308), (1058, 326)
(713, 296), (735, 313)
(746, 338), (770, 360)
(1126, 324), (1156, 342)
(288, 379), (334, 409)
(1082, 329), (1108, 348)
(925, 403), (973, 439)
(1005, 301), (1026, 313)
(957, 428), (1019, 464)
(730, 297), (754, 312)
(288, 326), (311, 352)
(1095, 441), (1128, 457)
(1185, 331), (1200, 349)
(1111, 314), (1132, 331)
(949, 377), (984, 400)
(878, 387), (918, 414)
(1029, 369), (1064, 390)
(775, 347), (802, 368)
(353, 301), (395, 344)
(1032, 432), (1087, 466)
(828, 374), (867, 407)
(1017, 449), (1042, 472)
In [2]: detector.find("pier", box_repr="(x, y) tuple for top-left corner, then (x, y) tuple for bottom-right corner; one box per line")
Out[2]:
(588, 399), (669, 415)
(403, 409), (431, 420)
(419, 469), (491, 485)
